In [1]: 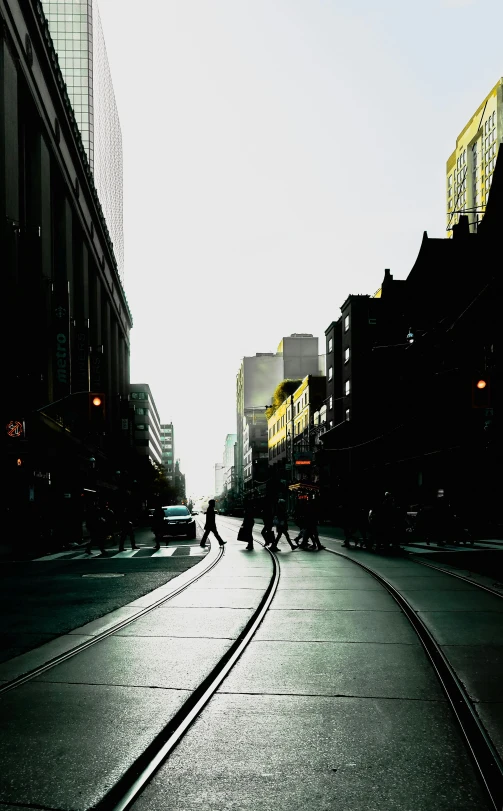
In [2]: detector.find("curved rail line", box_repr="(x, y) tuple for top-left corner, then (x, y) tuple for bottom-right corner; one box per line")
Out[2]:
(410, 556), (503, 599)
(99, 538), (279, 811)
(324, 545), (503, 811)
(0, 543), (226, 695)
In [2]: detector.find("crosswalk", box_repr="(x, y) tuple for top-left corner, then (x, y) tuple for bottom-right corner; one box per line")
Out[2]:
(33, 543), (208, 561)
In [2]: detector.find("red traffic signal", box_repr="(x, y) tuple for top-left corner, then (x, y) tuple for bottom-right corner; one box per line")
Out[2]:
(472, 377), (491, 408)
(89, 392), (106, 425)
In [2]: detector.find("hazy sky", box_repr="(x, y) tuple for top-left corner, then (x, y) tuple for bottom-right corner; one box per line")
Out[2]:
(97, 0), (502, 497)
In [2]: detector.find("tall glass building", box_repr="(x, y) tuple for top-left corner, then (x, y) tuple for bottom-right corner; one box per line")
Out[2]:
(41, 0), (125, 283)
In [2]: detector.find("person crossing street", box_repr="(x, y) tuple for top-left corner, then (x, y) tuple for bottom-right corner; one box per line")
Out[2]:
(118, 507), (138, 552)
(200, 499), (226, 547)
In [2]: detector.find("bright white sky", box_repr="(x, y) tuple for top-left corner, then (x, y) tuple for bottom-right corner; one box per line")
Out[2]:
(97, 0), (502, 498)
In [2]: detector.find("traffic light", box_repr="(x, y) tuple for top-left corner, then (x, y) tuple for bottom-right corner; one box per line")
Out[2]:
(89, 393), (106, 430)
(472, 377), (491, 408)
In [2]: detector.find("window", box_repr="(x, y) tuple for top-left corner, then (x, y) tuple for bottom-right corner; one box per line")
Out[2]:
(328, 366), (333, 381)
(329, 396), (333, 409)
(344, 315), (350, 332)
(329, 420), (333, 429)
(344, 347), (350, 363)
(328, 338), (333, 353)
(345, 379), (351, 396)
(345, 409), (351, 421)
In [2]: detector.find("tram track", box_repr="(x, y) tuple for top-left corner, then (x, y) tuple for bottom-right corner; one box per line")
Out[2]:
(104, 517), (502, 811)
(219, 516), (503, 808)
(2, 515), (501, 809)
(97, 536), (279, 811)
(410, 556), (503, 599)
(1, 519), (281, 811)
(323, 543), (503, 811)
(0, 542), (225, 695)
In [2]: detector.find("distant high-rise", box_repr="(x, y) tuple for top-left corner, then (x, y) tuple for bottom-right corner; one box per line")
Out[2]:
(41, 0), (124, 282)
(130, 385), (162, 466)
(446, 78), (502, 236)
(160, 423), (175, 481)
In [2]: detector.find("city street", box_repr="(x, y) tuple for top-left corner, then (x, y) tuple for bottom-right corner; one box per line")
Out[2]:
(0, 517), (501, 810)
(0, 526), (207, 663)
(1, 1), (502, 809)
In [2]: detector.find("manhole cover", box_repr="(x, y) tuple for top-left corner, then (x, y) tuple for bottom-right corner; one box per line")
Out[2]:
(82, 573), (125, 578)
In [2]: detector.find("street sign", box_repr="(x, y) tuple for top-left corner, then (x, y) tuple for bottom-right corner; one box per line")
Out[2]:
(6, 420), (24, 438)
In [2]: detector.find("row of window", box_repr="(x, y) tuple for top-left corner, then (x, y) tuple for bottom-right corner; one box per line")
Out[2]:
(456, 149), (467, 170)
(327, 348), (351, 383)
(484, 111), (497, 133)
(269, 439), (286, 459)
(485, 128), (497, 149)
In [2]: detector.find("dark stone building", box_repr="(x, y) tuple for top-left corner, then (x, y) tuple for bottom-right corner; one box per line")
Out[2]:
(1, 0), (133, 545)
(318, 154), (501, 527)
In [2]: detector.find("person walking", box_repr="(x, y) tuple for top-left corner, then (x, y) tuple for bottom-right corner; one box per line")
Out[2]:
(85, 500), (107, 555)
(102, 503), (116, 546)
(200, 499), (226, 547)
(118, 507), (138, 552)
(261, 502), (275, 547)
(300, 498), (324, 551)
(152, 504), (165, 551)
(242, 505), (255, 551)
(271, 499), (298, 551)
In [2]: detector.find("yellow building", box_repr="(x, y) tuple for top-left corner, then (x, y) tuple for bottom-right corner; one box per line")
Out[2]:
(446, 78), (502, 236)
(267, 376), (325, 465)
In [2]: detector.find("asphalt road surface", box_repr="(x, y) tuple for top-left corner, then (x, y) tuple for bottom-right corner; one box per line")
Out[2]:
(0, 526), (206, 663)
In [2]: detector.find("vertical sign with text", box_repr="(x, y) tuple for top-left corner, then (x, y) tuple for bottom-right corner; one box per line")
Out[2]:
(72, 319), (90, 394)
(52, 282), (71, 402)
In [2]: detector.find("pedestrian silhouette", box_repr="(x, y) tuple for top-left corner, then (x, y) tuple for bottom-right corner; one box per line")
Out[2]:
(119, 507), (138, 551)
(200, 499), (226, 547)
(271, 499), (298, 551)
(152, 504), (165, 550)
(242, 505), (255, 550)
(261, 501), (275, 546)
(85, 500), (107, 555)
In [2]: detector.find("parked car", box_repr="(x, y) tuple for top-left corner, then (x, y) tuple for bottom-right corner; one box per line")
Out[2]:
(158, 505), (197, 540)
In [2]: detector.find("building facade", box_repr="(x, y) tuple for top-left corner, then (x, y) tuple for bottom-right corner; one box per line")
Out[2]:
(129, 385), (162, 466)
(236, 353), (284, 497)
(41, 0), (124, 281)
(243, 412), (268, 491)
(214, 462), (225, 497)
(1, 0), (132, 544)
(277, 334), (321, 378)
(160, 422), (174, 480)
(235, 337), (324, 499)
(446, 77), (502, 236)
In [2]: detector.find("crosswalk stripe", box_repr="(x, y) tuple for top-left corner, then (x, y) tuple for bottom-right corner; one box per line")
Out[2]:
(72, 550), (102, 559)
(30, 545), (208, 561)
(32, 550), (79, 561)
(111, 549), (141, 558)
